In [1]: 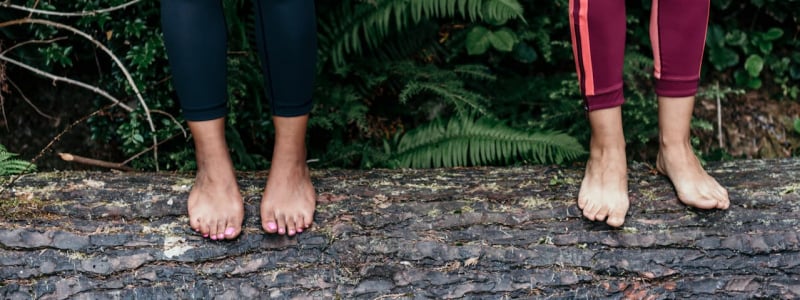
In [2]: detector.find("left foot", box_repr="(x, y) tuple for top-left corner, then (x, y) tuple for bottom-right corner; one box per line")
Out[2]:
(657, 143), (730, 209)
(260, 159), (316, 236)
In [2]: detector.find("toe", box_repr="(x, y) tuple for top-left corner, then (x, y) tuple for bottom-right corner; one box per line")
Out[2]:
(717, 187), (730, 209)
(189, 217), (201, 233)
(211, 219), (227, 240)
(594, 205), (610, 222)
(198, 219), (211, 238)
(606, 215), (625, 227)
(582, 201), (599, 221)
(286, 216), (297, 236)
(302, 211), (314, 230)
(224, 218), (239, 240)
(262, 207), (278, 234)
(276, 213), (287, 235)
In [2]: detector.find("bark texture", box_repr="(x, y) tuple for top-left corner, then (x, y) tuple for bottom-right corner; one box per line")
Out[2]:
(1, 159), (799, 299)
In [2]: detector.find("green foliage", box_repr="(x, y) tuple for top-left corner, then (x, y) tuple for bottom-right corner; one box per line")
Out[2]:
(620, 51), (658, 149)
(0, 145), (35, 176)
(386, 116), (585, 168)
(794, 118), (800, 135)
(318, 0), (525, 69)
(706, 0), (800, 98)
(3, 0), (797, 172)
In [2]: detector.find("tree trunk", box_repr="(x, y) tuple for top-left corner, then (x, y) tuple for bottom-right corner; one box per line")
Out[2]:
(1, 159), (799, 299)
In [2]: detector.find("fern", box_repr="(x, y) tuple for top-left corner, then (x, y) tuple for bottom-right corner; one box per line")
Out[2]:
(392, 62), (495, 117)
(387, 116), (586, 168)
(0, 145), (36, 176)
(399, 81), (491, 117)
(319, 0), (525, 68)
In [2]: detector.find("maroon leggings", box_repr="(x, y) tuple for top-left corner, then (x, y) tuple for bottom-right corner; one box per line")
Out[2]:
(569, 0), (710, 111)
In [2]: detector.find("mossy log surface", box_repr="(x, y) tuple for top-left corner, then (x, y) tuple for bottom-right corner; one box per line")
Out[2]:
(1, 159), (799, 299)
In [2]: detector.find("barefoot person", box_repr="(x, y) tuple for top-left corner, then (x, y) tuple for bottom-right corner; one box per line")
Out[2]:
(161, 0), (317, 239)
(568, 0), (730, 227)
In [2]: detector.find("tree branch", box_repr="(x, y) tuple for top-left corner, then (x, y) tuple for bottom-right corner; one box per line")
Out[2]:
(0, 54), (134, 112)
(0, 37), (68, 56)
(0, 17), (159, 170)
(58, 153), (135, 172)
(7, 77), (56, 120)
(1, 0), (142, 17)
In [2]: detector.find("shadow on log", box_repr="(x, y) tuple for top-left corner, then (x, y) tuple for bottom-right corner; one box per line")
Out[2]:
(1, 159), (799, 299)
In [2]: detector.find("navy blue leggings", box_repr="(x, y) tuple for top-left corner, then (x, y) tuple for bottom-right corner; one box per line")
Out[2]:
(161, 0), (317, 121)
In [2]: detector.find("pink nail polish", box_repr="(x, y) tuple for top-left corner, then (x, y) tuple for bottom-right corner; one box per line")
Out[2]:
(297, 228), (303, 233)
(278, 228), (285, 234)
(225, 227), (235, 236)
(203, 234), (209, 238)
(268, 222), (277, 231)
(210, 235), (217, 240)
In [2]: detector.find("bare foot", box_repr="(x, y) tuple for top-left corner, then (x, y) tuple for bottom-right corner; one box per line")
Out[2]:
(186, 119), (244, 241)
(656, 95), (729, 210)
(578, 145), (630, 227)
(188, 169), (244, 240)
(656, 143), (729, 210)
(578, 107), (630, 227)
(261, 159), (316, 236)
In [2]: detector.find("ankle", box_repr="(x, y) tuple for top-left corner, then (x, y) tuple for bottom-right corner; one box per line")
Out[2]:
(589, 139), (625, 156)
(658, 139), (693, 154)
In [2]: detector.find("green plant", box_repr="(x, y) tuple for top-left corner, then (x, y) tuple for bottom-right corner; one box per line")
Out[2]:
(0, 144), (35, 176)
(318, 0), (525, 69)
(385, 115), (585, 168)
(794, 118), (800, 134)
(706, 0), (800, 98)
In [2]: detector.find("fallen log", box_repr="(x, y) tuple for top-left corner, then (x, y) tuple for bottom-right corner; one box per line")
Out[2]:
(1, 159), (798, 299)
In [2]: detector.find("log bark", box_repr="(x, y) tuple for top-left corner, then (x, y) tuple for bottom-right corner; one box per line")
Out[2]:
(1, 159), (799, 299)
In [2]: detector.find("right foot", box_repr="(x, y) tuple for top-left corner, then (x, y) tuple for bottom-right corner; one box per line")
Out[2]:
(188, 168), (244, 240)
(578, 107), (630, 227)
(185, 119), (244, 241)
(578, 145), (630, 227)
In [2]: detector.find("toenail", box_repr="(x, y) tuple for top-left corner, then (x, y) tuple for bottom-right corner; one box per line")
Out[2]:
(203, 234), (209, 238)
(278, 228), (285, 234)
(267, 222), (277, 231)
(297, 228), (303, 233)
(225, 227), (235, 236)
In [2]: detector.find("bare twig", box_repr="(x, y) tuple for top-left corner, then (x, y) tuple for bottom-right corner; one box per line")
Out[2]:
(7, 78), (56, 120)
(716, 82), (724, 149)
(0, 54), (134, 112)
(0, 94), (6, 132)
(0, 37), (68, 56)
(1, 104), (116, 193)
(0, 43), (6, 130)
(121, 132), (183, 166)
(58, 152), (135, 172)
(27, 0), (41, 18)
(1, 0), (142, 17)
(151, 109), (187, 138)
(0, 17), (159, 170)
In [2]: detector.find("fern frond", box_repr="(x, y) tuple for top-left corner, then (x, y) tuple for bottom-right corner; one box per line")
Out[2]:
(388, 116), (586, 168)
(319, 0), (525, 68)
(482, 0), (525, 23)
(453, 64), (496, 81)
(0, 145), (36, 176)
(399, 81), (491, 116)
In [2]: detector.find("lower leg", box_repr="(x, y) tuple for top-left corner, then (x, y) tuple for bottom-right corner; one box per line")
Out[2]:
(578, 107), (630, 227)
(656, 96), (729, 209)
(187, 119), (244, 240)
(260, 115), (316, 236)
